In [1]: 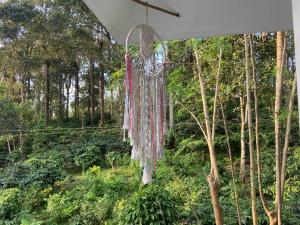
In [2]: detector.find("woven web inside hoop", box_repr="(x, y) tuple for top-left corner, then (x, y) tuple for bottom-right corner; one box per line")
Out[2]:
(127, 24), (166, 78)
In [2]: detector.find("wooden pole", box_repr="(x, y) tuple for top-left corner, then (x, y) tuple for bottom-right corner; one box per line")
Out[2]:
(131, 0), (180, 17)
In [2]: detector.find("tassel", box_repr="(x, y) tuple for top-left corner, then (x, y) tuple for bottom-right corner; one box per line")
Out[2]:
(123, 130), (126, 142)
(142, 163), (152, 184)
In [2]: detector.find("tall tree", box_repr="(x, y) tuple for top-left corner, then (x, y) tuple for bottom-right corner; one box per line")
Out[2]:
(44, 61), (51, 127)
(97, 31), (105, 128)
(88, 59), (95, 124)
(194, 46), (223, 225)
(244, 34), (258, 225)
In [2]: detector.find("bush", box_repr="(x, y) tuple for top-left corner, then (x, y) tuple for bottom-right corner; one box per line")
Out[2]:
(47, 191), (79, 223)
(165, 148), (204, 176)
(74, 144), (104, 173)
(115, 185), (180, 225)
(26, 158), (64, 187)
(0, 162), (31, 188)
(0, 188), (21, 220)
(22, 185), (52, 212)
(47, 166), (115, 224)
(106, 151), (122, 170)
(0, 159), (63, 188)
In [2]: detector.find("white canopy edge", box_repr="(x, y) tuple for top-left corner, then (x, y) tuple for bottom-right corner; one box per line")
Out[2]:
(83, 0), (293, 44)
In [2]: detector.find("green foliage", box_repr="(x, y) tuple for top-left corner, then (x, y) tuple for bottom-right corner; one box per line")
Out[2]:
(0, 129), (298, 224)
(22, 185), (52, 212)
(177, 137), (207, 153)
(74, 144), (103, 173)
(47, 192), (79, 223)
(0, 162), (30, 188)
(282, 147), (300, 224)
(0, 158), (63, 189)
(46, 166), (133, 225)
(164, 148), (204, 176)
(0, 95), (20, 131)
(116, 185), (179, 225)
(0, 188), (21, 220)
(106, 151), (122, 170)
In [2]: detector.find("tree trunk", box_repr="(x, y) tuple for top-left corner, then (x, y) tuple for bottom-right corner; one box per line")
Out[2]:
(20, 75), (25, 103)
(207, 174), (223, 225)
(26, 77), (31, 100)
(12, 139), (16, 151)
(118, 86), (123, 125)
(7, 140), (11, 153)
(281, 75), (297, 200)
(219, 98), (242, 225)
(239, 96), (246, 182)
(195, 48), (222, 225)
(19, 132), (24, 154)
(99, 66), (105, 127)
(89, 59), (95, 124)
(74, 61), (80, 119)
(249, 34), (275, 224)
(44, 61), (50, 127)
(59, 74), (64, 119)
(49, 96), (53, 121)
(65, 75), (71, 119)
(275, 31), (285, 225)
(110, 88), (113, 119)
(97, 28), (105, 128)
(244, 34), (258, 225)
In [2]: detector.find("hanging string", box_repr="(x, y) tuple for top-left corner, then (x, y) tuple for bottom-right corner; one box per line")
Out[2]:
(0, 127), (124, 136)
(146, 1), (149, 25)
(0, 120), (255, 147)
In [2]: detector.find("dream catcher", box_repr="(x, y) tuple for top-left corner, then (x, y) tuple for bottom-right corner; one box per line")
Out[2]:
(123, 24), (169, 184)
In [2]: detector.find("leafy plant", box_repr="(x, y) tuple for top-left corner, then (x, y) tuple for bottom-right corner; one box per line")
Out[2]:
(0, 159), (63, 188)
(74, 144), (103, 174)
(106, 151), (122, 170)
(0, 188), (21, 220)
(116, 184), (180, 225)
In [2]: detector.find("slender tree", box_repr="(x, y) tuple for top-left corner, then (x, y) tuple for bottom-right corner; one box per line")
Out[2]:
(244, 34), (258, 225)
(194, 47), (223, 225)
(219, 95), (242, 225)
(44, 61), (51, 127)
(88, 59), (95, 124)
(239, 96), (246, 182)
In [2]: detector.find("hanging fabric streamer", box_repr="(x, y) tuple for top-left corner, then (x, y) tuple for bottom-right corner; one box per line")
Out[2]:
(123, 24), (168, 184)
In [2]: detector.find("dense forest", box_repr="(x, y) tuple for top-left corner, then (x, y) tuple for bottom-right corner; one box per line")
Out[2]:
(0, 0), (299, 224)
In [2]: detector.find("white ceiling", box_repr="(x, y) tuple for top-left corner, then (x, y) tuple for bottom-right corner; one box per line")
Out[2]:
(83, 0), (293, 44)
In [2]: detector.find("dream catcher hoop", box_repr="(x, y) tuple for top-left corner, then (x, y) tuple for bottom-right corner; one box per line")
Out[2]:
(123, 24), (169, 184)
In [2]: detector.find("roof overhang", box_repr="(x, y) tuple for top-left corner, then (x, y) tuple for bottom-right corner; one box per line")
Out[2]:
(83, 0), (293, 43)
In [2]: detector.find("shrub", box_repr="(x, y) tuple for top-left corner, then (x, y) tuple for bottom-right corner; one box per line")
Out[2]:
(0, 162), (31, 188)
(118, 152), (131, 167)
(47, 166), (115, 224)
(47, 191), (79, 223)
(0, 188), (21, 220)
(106, 151), (122, 170)
(26, 158), (63, 187)
(165, 148), (204, 176)
(116, 185), (180, 225)
(0, 159), (63, 189)
(22, 185), (52, 212)
(74, 144), (103, 173)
